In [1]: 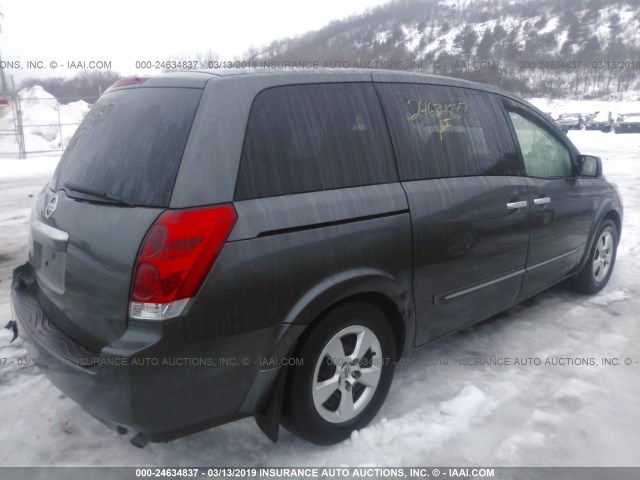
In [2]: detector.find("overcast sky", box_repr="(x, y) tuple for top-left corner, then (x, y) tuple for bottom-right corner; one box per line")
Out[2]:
(0, 0), (390, 83)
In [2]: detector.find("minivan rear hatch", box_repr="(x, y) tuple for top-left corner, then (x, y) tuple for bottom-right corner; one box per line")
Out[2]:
(32, 85), (203, 350)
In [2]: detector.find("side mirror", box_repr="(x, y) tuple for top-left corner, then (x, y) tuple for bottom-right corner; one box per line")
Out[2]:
(577, 154), (602, 177)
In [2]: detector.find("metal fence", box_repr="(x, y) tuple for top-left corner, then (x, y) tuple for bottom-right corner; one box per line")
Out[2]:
(0, 94), (96, 159)
(0, 96), (25, 158)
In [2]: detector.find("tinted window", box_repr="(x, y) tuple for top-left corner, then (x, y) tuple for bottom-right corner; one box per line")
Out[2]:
(377, 83), (517, 180)
(52, 87), (202, 207)
(508, 111), (573, 177)
(235, 83), (397, 200)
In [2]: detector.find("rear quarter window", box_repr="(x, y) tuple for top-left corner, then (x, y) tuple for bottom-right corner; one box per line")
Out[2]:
(234, 83), (397, 200)
(52, 87), (202, 207)
(376, 83), (518, 180)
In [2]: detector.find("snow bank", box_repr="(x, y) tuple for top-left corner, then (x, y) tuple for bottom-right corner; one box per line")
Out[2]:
(0, 86), (90, 155)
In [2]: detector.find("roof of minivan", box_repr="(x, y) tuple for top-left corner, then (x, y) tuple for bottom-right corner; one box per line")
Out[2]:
(111, 68), (540, 114)
(122, 68), (504, 95)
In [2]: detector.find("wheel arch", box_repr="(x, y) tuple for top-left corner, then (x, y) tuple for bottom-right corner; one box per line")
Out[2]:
(282, 268), (414, 360)
(575, 200), (622, 276)
(603, 210), (622, 242)
(250, 269), (415, 442)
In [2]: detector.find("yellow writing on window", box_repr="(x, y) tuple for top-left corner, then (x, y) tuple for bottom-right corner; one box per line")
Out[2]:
(406, 99), (468, 140)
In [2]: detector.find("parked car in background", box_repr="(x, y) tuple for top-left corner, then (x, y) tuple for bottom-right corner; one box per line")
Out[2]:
(586, 111), (613, 132)
(614, 113), (640, 134)
(556, 113), (583, 132)
(582, 113), (596, 123)
(11, 69), (623, 447)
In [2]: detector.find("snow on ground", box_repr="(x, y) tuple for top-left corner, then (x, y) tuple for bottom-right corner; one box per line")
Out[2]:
(0, 154), (63, 180)
(0, 105), (639, 467)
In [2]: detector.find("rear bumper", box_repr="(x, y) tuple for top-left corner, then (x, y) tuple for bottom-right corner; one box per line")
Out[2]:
(11, 262), (303, 442)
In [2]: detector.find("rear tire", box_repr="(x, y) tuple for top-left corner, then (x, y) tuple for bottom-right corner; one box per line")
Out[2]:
(573, 219), (618, 294)
(282, 301), (396, 445)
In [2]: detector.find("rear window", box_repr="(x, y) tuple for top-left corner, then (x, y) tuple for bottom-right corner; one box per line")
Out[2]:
(52, 87), (202, 207)
(234, 83), (397, 200)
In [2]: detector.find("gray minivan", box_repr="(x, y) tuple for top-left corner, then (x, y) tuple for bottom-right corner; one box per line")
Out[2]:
(12, 69), (622, 446)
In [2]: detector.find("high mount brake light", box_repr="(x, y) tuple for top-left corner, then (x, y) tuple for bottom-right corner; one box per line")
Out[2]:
(112, 77), (150, 88)
(129, 204), (237, 321)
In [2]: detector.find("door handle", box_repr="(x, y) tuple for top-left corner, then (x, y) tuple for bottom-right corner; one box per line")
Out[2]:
(534, 197), (551, 205)
(506, 201), (528, 210)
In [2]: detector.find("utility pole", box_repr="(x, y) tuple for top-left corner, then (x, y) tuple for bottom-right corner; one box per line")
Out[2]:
(0, 7), (25, 158)
(0, 8), (7, 94)
(0, 53), (7, 94)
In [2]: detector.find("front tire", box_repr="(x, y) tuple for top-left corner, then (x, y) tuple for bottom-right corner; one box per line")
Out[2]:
(573, 219), (618, 294)
(282, 301), (396, 445)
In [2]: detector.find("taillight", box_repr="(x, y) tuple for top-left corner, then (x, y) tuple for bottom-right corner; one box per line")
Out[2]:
(129, 204), (236, 321)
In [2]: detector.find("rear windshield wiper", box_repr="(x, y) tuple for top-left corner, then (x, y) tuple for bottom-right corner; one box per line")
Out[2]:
(63, 181), (134, 207)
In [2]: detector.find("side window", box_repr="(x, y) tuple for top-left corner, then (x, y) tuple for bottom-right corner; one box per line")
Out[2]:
(376, 83), (518, 180)
(507, 111), (573, 178)
(235, 83), (397, 200)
